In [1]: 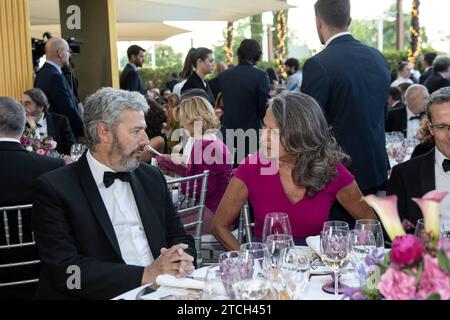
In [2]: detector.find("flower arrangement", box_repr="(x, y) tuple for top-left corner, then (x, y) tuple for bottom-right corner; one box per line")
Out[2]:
(20, 116), (60, 158)
(344, 190), (450, 300)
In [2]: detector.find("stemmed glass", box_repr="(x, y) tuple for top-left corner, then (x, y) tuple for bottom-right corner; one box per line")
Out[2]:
(349, 229), (377, 287)
(355, 219), (385, 256)
(320, 229), (351, 298)
(201, 265), (230, 300)
(70, 143), (87, 162)
(321, 221), (349, 294)
(279, 247), (311, 300)
(219, 251), (253, 299)
(262, 212), (292, 243)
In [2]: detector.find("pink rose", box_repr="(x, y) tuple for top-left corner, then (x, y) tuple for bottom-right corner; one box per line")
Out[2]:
(36, 149), (45, 156)
(379, 267), (417, 300)
(390, 235), (425, 266)
(44, 139), (57, 150)
(417, 254), (450, 300)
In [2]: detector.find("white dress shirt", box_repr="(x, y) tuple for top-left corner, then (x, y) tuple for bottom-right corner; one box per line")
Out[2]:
(0, 138), (20, 143)
(406, 106), (421, 139)
(86, 150), (154, 266)
(434, 148), (450, 232)
(46, 60), (62, 74)
(35, 115), (48, 139)
(324, 32), (351, 48)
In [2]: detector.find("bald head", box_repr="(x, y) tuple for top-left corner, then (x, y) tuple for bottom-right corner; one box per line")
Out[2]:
(405, 84), (429, 115)
(45, 37), (70, 67)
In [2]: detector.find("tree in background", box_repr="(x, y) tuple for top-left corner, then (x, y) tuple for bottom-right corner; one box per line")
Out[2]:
(213, 18), (250, 65)
(408, 0), (421, 65)
(224, 22), (234, 65)
(274, 10), (288, 76)
(143, 44), (183, 68)
(250, 14), (264, 48)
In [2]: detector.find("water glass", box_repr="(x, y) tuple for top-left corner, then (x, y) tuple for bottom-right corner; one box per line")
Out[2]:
(355, 219), (385, 256)
(279, 247), (311, 300)
(262, 212), (292, 242)
(350, 229), (377, 287)
(201, 265), (230, 300)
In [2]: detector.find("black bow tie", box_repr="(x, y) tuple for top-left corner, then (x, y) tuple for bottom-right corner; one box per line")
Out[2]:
(409, 112), (425, 121)
(443, 159), (450, 173)
(103, 171), (131, 188)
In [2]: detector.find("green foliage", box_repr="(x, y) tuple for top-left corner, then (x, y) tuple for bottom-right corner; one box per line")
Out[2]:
(349, 19), (378, 48)
(250, 14), (264, 49)
(438, 250), (450, 274)
(383, 49), (409, 72)
(213, 18), (250, 65)
(133, 64), (182, 91)
(143, 44), (183, 68)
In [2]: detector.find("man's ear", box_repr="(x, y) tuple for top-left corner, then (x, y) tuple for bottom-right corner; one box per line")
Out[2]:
(97, 122), (112, 144)
(347, 17), (352, 28)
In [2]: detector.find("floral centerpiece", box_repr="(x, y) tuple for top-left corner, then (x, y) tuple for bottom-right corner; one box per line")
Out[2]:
(344, 190), (450, 300)
(20, 116), (60, 158)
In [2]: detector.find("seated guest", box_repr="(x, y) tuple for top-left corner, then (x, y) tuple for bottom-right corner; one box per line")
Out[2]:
(411, 117), (435, 158)
(391, 61), (414, 87)
(385, 84), (429, 138)
(140, 98), (167, 163)
(398, 82), (413, 103)
(181, 47), (215, 106)
(0, 97), (64, 299)
(163, 93), (181, 153)
(157, 96), (232, 234)
(424, 56), (450, 94)
(21, 88), (75, 155)
(387, 86), (405, 110)
(212, 92), (376, 250)
(32, 88), (195, 300)
(387, 87), (450, 232)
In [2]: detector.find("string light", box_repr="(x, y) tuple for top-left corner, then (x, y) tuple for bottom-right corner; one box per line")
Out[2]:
(408, 0), (421, 65)
(276, 10), (287, 77)
(224, 22), (234, 65)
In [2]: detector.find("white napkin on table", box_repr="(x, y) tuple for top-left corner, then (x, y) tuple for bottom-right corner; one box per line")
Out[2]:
(306, 235), (321, 255)
(155, 274), (205, 290)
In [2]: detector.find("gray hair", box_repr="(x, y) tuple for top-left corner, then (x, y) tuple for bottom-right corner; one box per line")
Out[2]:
(426, 87), (450, 123)
(83, 88), (149, 149)
(270, 92), (350, 197)
(405, 84), (428, 105)
(0, 97), (26, 138)
(432, 56), (450, 73)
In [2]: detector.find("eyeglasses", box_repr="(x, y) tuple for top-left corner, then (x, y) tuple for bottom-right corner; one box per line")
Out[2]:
(430, 124), (450, 131)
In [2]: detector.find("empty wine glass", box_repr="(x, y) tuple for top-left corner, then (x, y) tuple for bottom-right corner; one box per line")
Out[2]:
(279, 247), (311, 300)
(323, 221), (350, 232)
(70, 143), (86, 162)
(355, 219), (385, 256)
(320, 229), (351, 298)
(349, 229), (377, 287)
(262, 212), (292, 243)
(219, 251), (253, 299)
(201, 265), (230, 300)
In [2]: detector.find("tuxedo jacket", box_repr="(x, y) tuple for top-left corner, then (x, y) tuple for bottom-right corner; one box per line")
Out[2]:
(45, 112), (75, 155)
(0, 142), (64, 299)
(424, 73), (450, 94)
(34, 62), (84, 138)
(385, 106), (407, 135)
(119, 64), (146, 95)
(31, 153), (195, 299)
(301, 35), (391, 191)
(386, 149), (435, 226)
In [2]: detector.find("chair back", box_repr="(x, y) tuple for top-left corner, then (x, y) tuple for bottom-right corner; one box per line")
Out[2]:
(166, 171), (209, 267)
(237, 201), (253, 243)
(0, 204), (40, 288)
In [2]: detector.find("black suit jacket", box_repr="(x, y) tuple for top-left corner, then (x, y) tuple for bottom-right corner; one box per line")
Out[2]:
(424, 73), (450, 94)
(120, 64), (146, 95)
(45, 112), (75, 155)
(0, 142), (64, 299)
(385, 106), (407, 135)
(181, 72), (215, 106)
(34, 63), (84, 138)
(301, 35), (391, 191)
(218, 63), (270, 132)
(386, 149), (435, 227)
(419, 68), (433, 85)
(31, 154), (195, 300)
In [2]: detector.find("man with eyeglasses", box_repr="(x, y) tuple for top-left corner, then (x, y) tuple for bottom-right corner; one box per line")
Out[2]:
(387, 87), (450, 233)
(35, 37), (84, 139)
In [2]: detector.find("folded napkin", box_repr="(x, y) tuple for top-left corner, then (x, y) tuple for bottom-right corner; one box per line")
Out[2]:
(306, 235), (321, 255)
(155, 274), (205, 290)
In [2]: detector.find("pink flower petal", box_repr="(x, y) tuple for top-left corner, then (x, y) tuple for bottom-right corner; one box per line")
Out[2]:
(412, 190), (448, 239)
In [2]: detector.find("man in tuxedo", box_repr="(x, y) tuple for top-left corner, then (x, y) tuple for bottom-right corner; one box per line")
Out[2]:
(218, 39), (270, 163)
(419, 52), (437, 85)
(120, 45), (147, 95)
(32, 88), (195, 300)
(34, 37), (84, 139)
(0, 97), (64, 299)
(21, 88), (74, 155)
(301, 0), (391, 226)
(424, 56), (450, 94)
(385, 84), (429, 138)
(388, 86), (405, 110)
(387, 87), (450, 232)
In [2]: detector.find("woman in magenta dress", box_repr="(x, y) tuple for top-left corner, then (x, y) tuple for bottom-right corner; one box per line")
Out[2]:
(212, 92), (377, 251)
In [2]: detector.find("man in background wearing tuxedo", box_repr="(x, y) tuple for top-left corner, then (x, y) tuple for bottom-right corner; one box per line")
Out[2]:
(0, 97), (64, 299)
(120, 45), (147, 95)
(32, 88), (195, 300)
(387, 87), (450, 233)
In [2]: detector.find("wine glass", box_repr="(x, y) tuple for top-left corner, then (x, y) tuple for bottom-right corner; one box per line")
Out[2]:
(415, 218), (429, 242)
(279, 246), (311, 300)
(201, 265), (230, 300)
(262, 212), (292, 242)
(320, 229), (351, 298)
(70, 143), (87, 162)
(323, 221), (349, 232)
(265, 234), (294, 299)
(355, 219), (385, 256)
(349, 229), (377, 287)
(219, 251), (253, 299)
